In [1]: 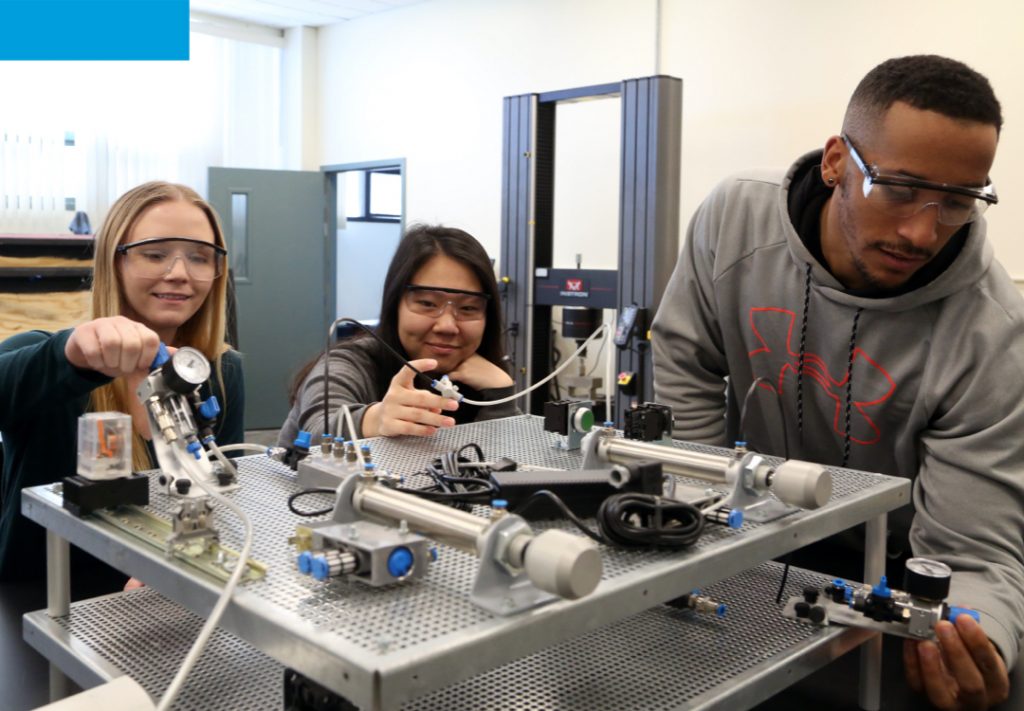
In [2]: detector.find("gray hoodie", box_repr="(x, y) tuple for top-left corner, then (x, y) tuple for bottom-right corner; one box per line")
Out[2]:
(278, 338), (518, 447)
(652, 151), (1024, 668)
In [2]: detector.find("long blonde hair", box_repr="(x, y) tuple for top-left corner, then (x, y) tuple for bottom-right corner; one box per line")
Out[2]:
(88, 181), (231, 470)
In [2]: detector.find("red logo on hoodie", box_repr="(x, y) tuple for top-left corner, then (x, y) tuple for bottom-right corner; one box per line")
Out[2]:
(747, 307), (895, 445)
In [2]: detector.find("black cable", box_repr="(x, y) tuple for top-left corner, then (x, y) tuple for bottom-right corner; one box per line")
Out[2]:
(551, 337), (562, 400)
(387, 443), (499, 508)
(512, 490), (606, 544)
(738, 377), (792, 601)
(597, 492), (704, 548)
(288, 488), (337, 517)
(324, 317), (437, 437)
(775, 560), (792, 604)
(455, 442), (485, 464)
(512, 489), (705, 549)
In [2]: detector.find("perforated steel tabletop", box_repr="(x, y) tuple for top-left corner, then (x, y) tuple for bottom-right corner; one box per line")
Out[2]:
(25, 562), (871, 710)
(22, 416), (908, 710)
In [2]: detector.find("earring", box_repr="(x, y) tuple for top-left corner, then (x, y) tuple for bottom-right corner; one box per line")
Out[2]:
(825, 176), (836, 186)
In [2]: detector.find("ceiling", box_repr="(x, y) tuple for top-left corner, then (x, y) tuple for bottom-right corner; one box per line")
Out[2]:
(190, 0), (429, 30)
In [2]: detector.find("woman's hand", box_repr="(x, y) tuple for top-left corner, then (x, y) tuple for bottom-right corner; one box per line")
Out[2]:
(446, 353), (513, 390)
(362, 358), (460, 437)
(65, 316), (162, 379)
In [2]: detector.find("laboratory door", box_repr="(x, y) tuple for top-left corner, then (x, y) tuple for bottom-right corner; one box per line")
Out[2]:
(208, 168), (330, 430)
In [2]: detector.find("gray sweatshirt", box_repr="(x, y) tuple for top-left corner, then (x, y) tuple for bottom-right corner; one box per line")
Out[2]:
(278, 339), (519, 447)
(652, 151), (1024, 668)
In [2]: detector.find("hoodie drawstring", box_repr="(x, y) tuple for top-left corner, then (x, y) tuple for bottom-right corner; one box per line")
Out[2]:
(841, 308), (863, 468)
(795, 262), (862, 468)
(796, 264), (812, 442)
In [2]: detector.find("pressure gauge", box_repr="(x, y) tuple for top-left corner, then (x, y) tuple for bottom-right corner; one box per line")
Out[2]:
(161, 347), (211, 394)
(903, 558), (952, 601)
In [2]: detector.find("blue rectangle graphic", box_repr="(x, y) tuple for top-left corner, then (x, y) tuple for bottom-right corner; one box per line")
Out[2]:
(0, 0), (189, 60)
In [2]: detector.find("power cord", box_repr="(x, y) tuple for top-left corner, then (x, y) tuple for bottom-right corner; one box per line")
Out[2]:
(288, 487), (338, 517)
(513, 489), (705, 549)
(736, 377), (795, 604)
(155, 456), (255, 711)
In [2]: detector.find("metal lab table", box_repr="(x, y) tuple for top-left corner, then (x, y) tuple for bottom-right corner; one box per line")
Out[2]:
(25, 562), (872, 710)
(22, 416), (909, 709)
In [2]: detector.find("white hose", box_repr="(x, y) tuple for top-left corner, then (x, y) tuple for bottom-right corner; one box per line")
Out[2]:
(155, 455), (254, 711)
(206, 440), (239, 480)
(215, 443), (278, 456)
(461, 325), (608, 406)
(605, 311), (615, 424)
(329, 402), (368, 469)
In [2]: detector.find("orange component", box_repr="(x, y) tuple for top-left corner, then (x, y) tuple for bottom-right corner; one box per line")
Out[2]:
(97, 420), (115, 458)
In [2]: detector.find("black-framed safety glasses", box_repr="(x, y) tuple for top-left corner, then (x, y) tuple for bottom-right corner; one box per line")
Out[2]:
(116, 237), (227, 282)
(841, 134), (997, 226)
(403, 285), (490, 321)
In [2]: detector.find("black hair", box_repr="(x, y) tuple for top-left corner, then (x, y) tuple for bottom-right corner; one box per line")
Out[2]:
(288, 223), (507, 403)
(844, 55), (1002, 137)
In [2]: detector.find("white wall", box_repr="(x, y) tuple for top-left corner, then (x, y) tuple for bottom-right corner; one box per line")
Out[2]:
(318, 0), (655, 259)
(316, 0), (1024, 282)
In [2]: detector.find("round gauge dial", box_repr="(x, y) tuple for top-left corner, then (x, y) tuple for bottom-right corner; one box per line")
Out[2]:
(904, 557), (952, 601)
(171, 347), (211, 384)
(906, 558), (952, 579)
(161, 347), (211, 394)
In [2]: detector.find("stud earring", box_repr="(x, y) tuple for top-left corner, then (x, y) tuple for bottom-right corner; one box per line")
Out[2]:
(825, 176), (836, 186)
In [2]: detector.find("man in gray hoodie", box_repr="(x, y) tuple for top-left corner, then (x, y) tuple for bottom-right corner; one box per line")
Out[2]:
(652, 55), (1021, 709)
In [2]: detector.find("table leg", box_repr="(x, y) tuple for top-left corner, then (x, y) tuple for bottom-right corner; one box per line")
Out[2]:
(859, 514), (886, 711)
(46, 530), (72, 701)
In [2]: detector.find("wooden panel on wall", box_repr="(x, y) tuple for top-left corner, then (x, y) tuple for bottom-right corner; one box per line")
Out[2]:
(0, 255), (91, 268)
(0, 291), (91, 342)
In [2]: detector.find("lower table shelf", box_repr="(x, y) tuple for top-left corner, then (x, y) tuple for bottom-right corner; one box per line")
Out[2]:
(25, 562), (872, 711)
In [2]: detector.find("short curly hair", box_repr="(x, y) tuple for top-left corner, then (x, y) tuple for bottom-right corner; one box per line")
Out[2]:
(843, 55), (1002, 139)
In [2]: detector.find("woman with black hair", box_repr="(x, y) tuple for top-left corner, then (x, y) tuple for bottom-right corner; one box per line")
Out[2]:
(278, 224), (517, 444)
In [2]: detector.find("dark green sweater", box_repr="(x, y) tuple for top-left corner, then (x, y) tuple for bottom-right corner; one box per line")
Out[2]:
(0, 329), (244, 589)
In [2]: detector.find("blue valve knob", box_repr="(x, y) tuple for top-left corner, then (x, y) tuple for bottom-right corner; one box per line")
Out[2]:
(949, 607), (981, 624)
(872, 575), (892, 599)
(491, 499), (508, 510)
(296, 551), (314, 575)
(199, 396), (221, 420)
(310, 555), (331, 581)
(727, 509), (744, 529)
(150, 342), (170, 369)
(716, 604), (727, 618)
(293, 430), (312, 450)
(186, 440), (202, 460)
(387, 546), (414, 579)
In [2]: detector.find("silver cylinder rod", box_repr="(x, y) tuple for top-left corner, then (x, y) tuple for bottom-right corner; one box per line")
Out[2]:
(597, 437), (732, 482)
(353, 482), (488, 554)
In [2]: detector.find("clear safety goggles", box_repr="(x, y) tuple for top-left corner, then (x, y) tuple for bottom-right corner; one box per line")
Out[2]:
(116, 237), (227, 282)
(403, 285), (489, 321)
(842, 134), (997, 227)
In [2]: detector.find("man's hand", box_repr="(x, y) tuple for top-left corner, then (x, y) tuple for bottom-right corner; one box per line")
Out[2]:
(65, 316), (161, 379)
(446, 353), (513, 391)
(362, 358), (459, 437)
(904, 615), (1009, 710)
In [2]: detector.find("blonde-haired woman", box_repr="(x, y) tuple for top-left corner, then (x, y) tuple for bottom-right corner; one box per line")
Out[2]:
(0, 181), (244, 595)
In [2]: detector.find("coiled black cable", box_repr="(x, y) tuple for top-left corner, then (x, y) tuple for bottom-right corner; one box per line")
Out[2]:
(513, 489), (705, 549)
(288, 487), (337, 517)
(596, 492), (705, 548)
